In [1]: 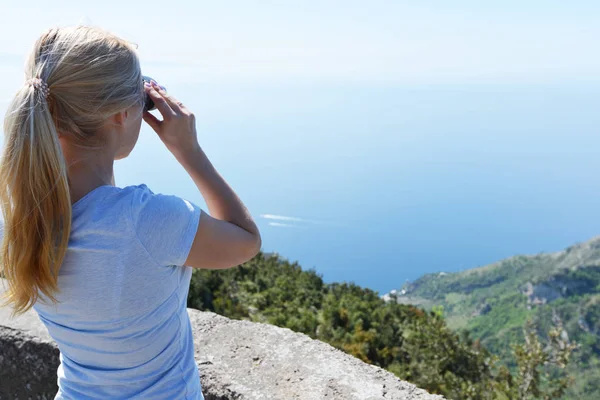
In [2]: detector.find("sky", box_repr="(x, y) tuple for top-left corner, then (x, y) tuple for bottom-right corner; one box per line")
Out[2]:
(1, 1), (599, 294)
(0, 1), (599, 89)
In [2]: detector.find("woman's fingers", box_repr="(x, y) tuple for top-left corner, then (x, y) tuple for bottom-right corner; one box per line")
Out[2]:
(145, 84), (176, 119)
(141, 81), (199, 157)
(150, 81), (187, 113)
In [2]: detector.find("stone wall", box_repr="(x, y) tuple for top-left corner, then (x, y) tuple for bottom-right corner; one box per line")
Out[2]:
(0, 280), (443, 400)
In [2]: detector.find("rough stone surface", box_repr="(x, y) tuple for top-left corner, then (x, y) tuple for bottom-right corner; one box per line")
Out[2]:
(0, 280), (443, 400)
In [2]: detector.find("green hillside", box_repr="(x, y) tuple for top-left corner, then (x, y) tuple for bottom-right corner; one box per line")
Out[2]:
(395, 237), (600, 399)
(187, 252), (576, 400)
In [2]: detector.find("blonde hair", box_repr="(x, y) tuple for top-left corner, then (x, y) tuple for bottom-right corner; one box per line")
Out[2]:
(0, 25), (144, 315)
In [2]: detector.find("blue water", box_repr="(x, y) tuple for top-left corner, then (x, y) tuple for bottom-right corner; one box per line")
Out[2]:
(8, 83), (600, 295)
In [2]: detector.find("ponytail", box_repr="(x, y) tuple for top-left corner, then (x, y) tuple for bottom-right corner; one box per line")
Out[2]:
(0, 79), (72, 315)
(0, 25), (144, 316)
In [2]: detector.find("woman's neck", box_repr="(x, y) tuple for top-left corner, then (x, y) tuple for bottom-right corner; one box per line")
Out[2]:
(60, 142), (116, 205)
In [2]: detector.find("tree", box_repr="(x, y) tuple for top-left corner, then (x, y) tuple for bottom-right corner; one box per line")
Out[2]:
(492, 316), (578, 400)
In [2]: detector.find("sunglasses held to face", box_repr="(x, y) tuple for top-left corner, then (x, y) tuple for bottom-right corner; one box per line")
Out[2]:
(142, 75), (166, 111)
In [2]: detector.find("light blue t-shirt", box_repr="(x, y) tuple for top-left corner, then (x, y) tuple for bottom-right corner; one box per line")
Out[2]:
(30, 184), (205, 400)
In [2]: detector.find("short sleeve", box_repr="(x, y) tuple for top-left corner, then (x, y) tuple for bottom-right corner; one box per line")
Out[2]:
(129, 185), (202, 267)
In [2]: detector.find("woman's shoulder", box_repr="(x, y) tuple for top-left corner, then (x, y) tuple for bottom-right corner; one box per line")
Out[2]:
(114, 183), (199, 217)
(108, 183), (156, 203)
(72, 184), (155, 219)
(121, 183), (148, 195)
(76, 183), (139, 202)
(121, 183), (152, 194)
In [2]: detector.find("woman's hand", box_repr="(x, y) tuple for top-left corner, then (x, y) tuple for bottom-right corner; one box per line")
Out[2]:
(142, 81), (200, 160)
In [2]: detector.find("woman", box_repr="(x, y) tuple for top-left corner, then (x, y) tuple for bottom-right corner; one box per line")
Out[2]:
(0, 26), (261, 399)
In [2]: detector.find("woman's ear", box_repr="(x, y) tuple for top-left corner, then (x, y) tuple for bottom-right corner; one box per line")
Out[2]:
(111, 110), (129, 127)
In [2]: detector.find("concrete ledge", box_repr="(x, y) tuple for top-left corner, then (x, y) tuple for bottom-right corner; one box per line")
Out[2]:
(0, 283), (443, 399)
(0, 326), (59, 400)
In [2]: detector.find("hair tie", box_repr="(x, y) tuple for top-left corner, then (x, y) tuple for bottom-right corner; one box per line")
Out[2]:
(25, 77), (50, 99)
